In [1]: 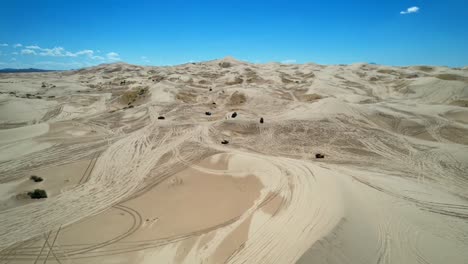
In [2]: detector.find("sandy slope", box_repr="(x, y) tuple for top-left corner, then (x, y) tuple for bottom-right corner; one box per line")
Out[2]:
(0, 58), (467, 263)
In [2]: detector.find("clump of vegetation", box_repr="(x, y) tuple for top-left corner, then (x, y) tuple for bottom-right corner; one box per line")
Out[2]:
(30, 175), (43, 182)
(138, 87), (148, 95)
(315, 153), (325, 159)
(27, 189), (48, 199)
(377, 69), (399, 75)
(435, 74), (465, 81)
(219, 61), (232, 68)
(176, 91), (197, 103)
(227, 91), (247, 105)
(415, 66), (433, 72)
(299, 93), (322, 102)
(120, 91), (139, 104)
(225, 77), (243, 85)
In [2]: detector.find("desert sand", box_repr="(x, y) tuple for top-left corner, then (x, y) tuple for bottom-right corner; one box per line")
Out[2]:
(0, 57), (467, 263)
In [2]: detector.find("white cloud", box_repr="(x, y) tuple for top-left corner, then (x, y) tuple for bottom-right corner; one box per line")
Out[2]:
(400, 6), (419, 15)
(141, 56), (150, 63)
(107, 52), (120, 61)
(23, 46), (104, 60)
(281, 59), (297, 64)
(39, 47), (66, 56)
(3, 44), (122, 69)
(75, 49), (94, 56)
(21, 49), (37, 55)
(25, 45), (41, 49)
(0, 43), (8, 47)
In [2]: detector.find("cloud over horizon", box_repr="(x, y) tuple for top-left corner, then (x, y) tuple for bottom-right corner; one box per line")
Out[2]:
(281, 59), (297, 64)
(1, 43), (122, 70)
(19, 45), (109, 60)
(21, 49), (36, 55)
(107, 52), (120, 61)
(400, 6), (419, 15)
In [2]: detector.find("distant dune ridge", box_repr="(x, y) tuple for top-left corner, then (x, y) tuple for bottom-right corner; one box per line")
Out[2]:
(0, 57), (467, 264)
(0, 68), (59, 73)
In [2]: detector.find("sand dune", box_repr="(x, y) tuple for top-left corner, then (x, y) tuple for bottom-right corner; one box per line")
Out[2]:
(0, 57), (467, 263)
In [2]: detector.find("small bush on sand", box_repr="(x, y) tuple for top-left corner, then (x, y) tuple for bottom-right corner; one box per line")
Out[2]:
(436, 74), (465, 81)
(27, 189), (48, 199)
(30, 175), (43, 182)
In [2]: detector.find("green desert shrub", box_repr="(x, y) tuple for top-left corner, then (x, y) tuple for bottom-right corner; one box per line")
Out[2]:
(27, 189), (48, 199)
(30, 175), (43, 182)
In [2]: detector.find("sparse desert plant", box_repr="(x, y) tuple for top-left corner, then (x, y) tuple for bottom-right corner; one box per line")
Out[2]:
(300, 93), (322, 102)
(315, 153), (325, 159)
(415, 66), (434, 72)
(226, 77), (243, 85)
(27, 189), (47, 199)
(120, 91), (139, 104)
(435, 74), (465, 81)
(219, 61), (232, 68)
(377, 69), (399, 75)
(30, 175), (43, 182)
(176, 91), (197, 103)
(227, 91), (247, 105)
(138, 88), (148, 95)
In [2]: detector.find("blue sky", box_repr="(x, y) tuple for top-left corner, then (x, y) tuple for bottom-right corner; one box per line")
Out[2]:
(0, 0), (467, 69)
